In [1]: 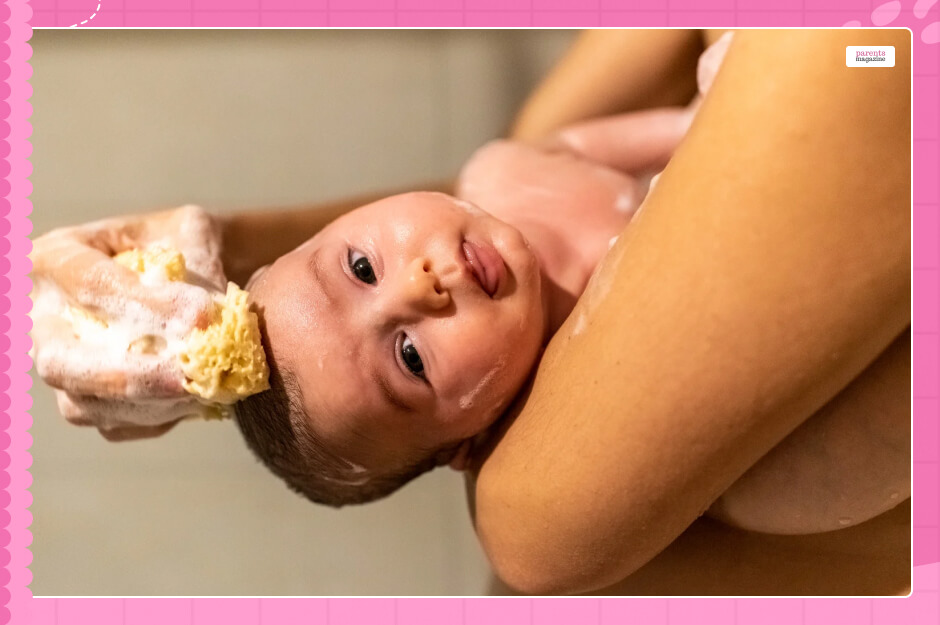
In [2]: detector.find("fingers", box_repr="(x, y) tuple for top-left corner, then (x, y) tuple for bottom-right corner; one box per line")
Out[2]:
(549, 107), (693, 175)
(55, 391), (206, 432)
(32, 319), (184, 399)
(32, 234), (164, 318)
(99, 420), (181, 442)
(137, 280), (218, 332)
(41, 355), (182, 399)
(54, 391), (95, 426)
(173, 205), (227, 292)
(32, 212), (220, 326)
(696, 31), (734, 96)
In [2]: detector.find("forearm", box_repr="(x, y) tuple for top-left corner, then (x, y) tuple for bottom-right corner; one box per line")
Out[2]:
(218, 180), (452, 285)
(474, 29), (911, 595)
(510, 29), (703, 141)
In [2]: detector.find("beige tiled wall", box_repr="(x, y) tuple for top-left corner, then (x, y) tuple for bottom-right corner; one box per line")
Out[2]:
(29, 29), (576, 596)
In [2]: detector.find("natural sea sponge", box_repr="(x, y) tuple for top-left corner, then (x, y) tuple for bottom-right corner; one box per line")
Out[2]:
(179, 282), (270, 405)
(116, 245), (270, 407)
(113, 246), (187, 282)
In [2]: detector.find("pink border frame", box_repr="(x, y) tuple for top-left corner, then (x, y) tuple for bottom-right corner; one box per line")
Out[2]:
(5, 0), (940, 623)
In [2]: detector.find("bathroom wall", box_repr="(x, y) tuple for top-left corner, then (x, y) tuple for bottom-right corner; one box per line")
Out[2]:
(29, 28), (576, 596)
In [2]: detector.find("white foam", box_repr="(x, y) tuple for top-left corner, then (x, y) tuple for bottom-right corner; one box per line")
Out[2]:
(341, 458), (368, 474)
(459, 358), (505, 411)
(614, 192), (634, 214)
(571, 310), (588, 337)
(31, 248), (226, 427)
(319, 457), (372, 486)
(320, 473), (372, 486)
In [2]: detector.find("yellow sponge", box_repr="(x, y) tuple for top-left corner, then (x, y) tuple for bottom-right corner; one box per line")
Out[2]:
(114, 246), (187, 282)
(179, 282), (270, 405)
(115, 245), (270, 408)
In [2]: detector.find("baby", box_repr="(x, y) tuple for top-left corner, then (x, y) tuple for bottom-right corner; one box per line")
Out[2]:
(235, 119), (687, 506)
(230, 32), (739, 508)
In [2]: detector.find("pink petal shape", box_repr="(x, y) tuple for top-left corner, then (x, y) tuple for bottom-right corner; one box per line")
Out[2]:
(914, 0), (937, 19)
(923, 21), (940, 44)
(872, 0), (902, 25)
(843, 19), (863, 26)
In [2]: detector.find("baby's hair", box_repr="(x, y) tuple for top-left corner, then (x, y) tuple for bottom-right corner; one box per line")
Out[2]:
(233, 352), (450, 508)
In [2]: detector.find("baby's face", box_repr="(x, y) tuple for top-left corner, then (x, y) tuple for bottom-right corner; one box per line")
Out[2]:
(249, 192), (546, 474)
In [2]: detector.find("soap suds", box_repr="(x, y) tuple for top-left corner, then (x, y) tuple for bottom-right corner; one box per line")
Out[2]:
(113, 246), (186, 285)
(571, 309), (588, 337)
(342, 459), (368, 474)
(648, 173), (661, 189)
(39, 244), (270, 418)
(555, 129), (588, 153)
(320, 457), (372, 486)
(614, 192), (634, 215)
(576, 235), (628, 325)
(459, 357), (506, 410)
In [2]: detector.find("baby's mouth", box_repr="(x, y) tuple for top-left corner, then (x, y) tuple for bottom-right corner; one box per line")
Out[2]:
(462, 240), (504, 298)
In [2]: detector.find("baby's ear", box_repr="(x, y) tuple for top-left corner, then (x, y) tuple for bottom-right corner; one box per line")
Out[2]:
(446, 439), (473, 472)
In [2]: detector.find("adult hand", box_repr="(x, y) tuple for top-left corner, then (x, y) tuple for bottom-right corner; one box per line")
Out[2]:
(30, 205), (227, 440)
(538, 32), (733, 186)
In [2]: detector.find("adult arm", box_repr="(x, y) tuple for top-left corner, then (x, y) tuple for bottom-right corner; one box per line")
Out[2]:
(510, 29), (703, 140)
(470, 29), (911, 594)
(220, 30), (705, 284)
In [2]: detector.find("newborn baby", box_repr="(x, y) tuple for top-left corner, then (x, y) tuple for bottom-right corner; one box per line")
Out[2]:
(232, 32), (739, 508)
(236, 127), (684, 506)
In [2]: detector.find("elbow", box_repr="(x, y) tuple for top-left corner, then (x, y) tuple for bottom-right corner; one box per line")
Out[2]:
(475, 487), (649, 595)
(481, 536), (587, 595)
(480, 523), (648, 596)
(472, 457), (671, 595)
(482, 538), (578, 596)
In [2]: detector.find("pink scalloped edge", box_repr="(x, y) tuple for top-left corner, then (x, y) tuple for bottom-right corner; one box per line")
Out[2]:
(0, 6), (936, 625)
(2, 1), (33, 624)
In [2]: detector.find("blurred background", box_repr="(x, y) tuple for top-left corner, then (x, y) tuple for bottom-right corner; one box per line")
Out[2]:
(29, 29), (577, 596)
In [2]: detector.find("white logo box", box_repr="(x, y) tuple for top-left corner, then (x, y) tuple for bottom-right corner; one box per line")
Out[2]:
(846, 45), (896, 67)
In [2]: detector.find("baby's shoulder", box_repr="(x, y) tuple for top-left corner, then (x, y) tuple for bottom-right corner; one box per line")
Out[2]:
(457, 138), (636, 242)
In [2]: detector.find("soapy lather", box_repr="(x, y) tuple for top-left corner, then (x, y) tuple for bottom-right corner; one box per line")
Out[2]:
(73, 245), (271, 410)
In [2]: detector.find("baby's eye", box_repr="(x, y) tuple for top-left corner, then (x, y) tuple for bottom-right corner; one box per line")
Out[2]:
(401, 335), (425, 378)
(348, 249), (376, 284)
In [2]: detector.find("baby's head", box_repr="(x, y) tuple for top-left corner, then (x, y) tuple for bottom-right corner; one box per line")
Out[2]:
(234, 192), (547, 506)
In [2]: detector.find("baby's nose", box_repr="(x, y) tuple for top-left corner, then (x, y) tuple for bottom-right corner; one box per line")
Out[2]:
(400, 257), (450, 311)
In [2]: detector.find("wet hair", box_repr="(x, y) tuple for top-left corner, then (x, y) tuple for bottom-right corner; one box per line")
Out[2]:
(233, 362), (456, 508)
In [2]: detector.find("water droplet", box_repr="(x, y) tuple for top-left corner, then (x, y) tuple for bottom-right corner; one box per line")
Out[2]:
(872, 1), (902, 26)
(838, 516), (853, 526)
